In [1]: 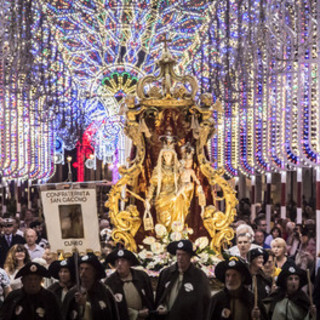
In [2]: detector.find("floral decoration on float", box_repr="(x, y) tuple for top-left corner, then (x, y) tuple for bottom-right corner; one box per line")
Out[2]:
(135, 223), (222, 279)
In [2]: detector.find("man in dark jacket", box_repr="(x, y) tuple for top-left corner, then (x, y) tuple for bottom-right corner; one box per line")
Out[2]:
(263, 265), (316, 319)
(62, 253), (119, 320)
(0, 262), (62, 320)
(105, 249), (154, 320)
(0, 217), (25, 267)
(155, 240), (211, 320)
(207, 256), (267, 320)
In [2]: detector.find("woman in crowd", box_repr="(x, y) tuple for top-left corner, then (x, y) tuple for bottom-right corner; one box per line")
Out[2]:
(270, 237), (293, 270)
(3, 244), (31, 290)
(264, 226), (281, 248)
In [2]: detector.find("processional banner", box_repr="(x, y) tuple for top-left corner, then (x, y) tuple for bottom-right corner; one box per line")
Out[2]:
(41, 189), (100, 255)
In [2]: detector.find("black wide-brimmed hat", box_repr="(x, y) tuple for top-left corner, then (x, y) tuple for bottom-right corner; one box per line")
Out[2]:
(15, 262), (50, 279)
(79, 253), (106, 280)
(49, 257), (76, 281)
(167, 240), (198, 257)
(247, 248), (269, 264)
(277, 265), (307, 289)
(105, 249), (140, 267)
(215, 257), (252, 285)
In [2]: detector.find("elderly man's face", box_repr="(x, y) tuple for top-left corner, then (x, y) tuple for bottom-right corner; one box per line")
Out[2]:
(286, 274), (300, 295)
(115, 258), (131, 278)
(237, 235), (251, 257)
(176, 249), (192, 272)
(22, 274), (42, 294)
(225, 269), (242, 291)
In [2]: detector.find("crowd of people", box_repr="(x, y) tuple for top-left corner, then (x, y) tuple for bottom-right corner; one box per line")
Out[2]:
(0, 201), (318, 320)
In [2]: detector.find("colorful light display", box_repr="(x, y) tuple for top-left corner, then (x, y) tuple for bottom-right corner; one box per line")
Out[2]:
(1, 0), (320, 182)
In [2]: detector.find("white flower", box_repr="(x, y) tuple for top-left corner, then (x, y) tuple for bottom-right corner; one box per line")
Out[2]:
(145, 251), (154, 259)
(36, 307), (45, 318)
(142, 236), (156, 245)
(99, 301), (107, 310)
(170, 232), (182, 241)
(151, 242), (164, 254)
(221, 308), (231, 318)
(195, 237), (209, 250)
(171, 221), (184, 232)
(155, 224), (167, 237)
(199, 252), (209, 263)
(138, 249), (148, 260)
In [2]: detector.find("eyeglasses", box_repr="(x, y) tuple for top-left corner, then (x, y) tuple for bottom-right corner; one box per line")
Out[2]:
(4, 224), (13, 228)
(16, 248), (25, 253)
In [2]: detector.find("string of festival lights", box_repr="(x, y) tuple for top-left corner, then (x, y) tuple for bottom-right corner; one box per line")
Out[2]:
(1, 0), (320, 184)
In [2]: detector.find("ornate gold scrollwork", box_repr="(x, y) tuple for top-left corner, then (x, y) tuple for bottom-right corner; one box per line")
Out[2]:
(106, 39), (238, 254)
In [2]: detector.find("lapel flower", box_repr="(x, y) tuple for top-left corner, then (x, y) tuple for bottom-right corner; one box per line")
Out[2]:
(36, 307), (45, 318)
(71, 310), (78, 320)
(114, 293), (123, 303)
(184, 282), (194, 292)
(99, 300), (107, 310)
(15, 305), (23, 315)
(221, 308), (231, 318)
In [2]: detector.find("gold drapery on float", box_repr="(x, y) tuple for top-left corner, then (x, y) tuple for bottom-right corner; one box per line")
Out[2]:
(106, 40), (238, 254)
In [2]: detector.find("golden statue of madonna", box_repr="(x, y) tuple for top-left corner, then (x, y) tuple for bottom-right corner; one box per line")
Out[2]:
(106, 38), (238, 253)
(145, 133), (204, 230)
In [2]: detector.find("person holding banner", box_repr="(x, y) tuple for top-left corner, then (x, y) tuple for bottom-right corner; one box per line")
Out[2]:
(62, 253), (119, 320)
(247, 248), (272, 301)
(105, 249), (154, 320)
(263, 265), (317, 320)
(207, 256), (267, 320)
